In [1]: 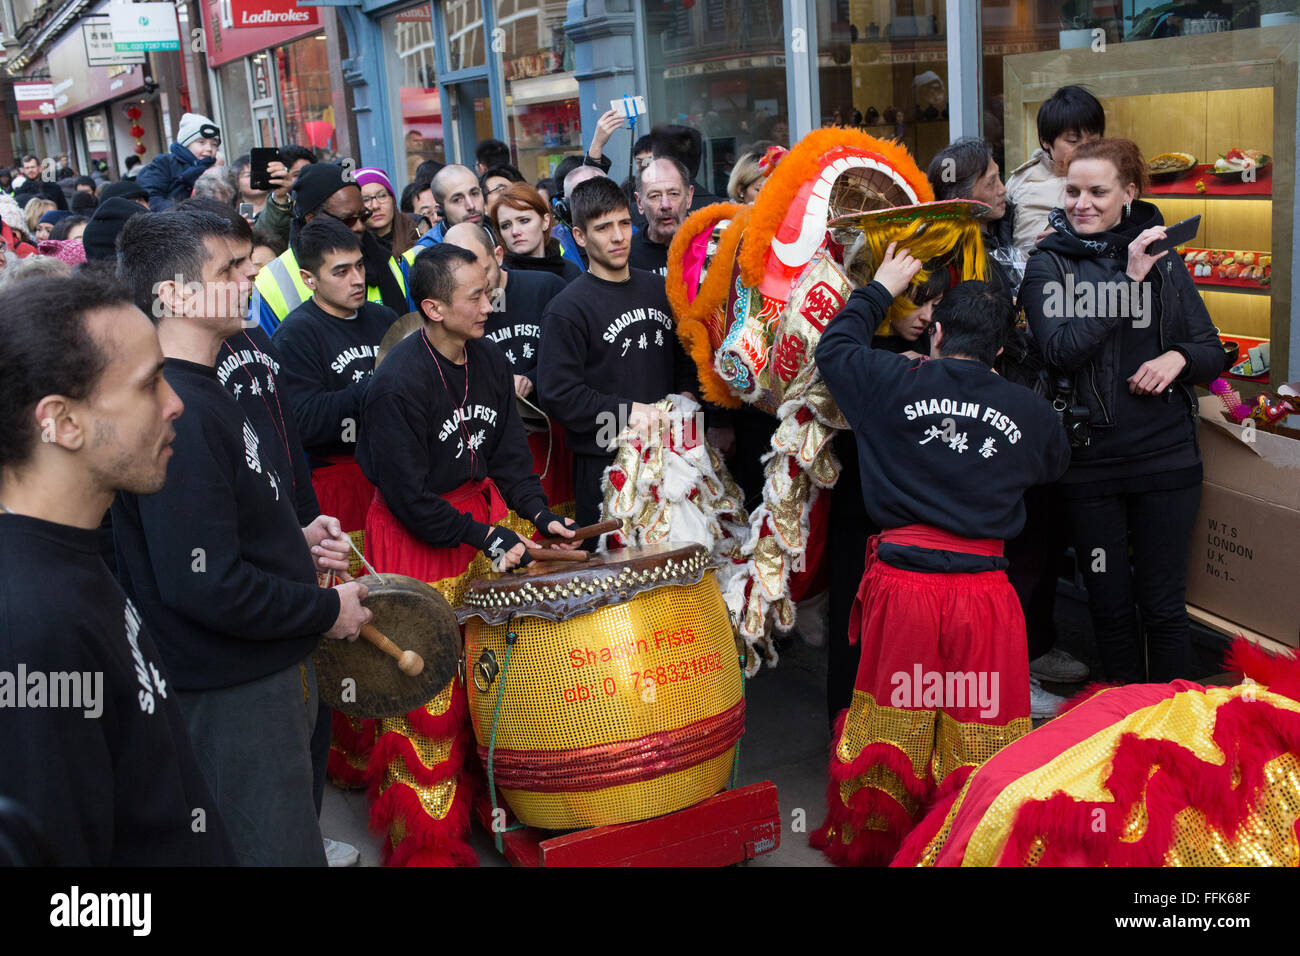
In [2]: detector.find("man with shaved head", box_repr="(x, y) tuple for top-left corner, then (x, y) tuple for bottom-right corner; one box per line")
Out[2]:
(442, 221), (571, 505)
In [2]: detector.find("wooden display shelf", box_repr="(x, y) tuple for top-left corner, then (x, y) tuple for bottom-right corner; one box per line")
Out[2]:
(1147, 163), (1272, 198)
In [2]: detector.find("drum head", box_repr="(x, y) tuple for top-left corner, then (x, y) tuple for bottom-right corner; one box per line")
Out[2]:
(375, 312), (423, 367)
(314, 574), (461, 718)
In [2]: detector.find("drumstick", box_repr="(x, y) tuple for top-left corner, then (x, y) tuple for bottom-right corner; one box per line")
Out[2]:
(524, 546), (589, 564)
(361, 623), (425, 676)
(538, 518), (621, 545)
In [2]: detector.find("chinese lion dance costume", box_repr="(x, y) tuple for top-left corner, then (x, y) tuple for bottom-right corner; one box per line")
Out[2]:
(661, 128), (987, 673)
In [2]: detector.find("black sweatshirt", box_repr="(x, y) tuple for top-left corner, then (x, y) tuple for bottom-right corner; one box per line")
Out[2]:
(503, 247), (583, 283)
(537, 268), (682, 457)
(484, 268), (568, 383)
(113, 359), (340, 691)
(215, 327), (319, 524)
(0, 514), (234, 864)
(627, 231), (670, 278)
(356, 330), (548, 549)
(817, 280), (1071, 543)
(271, 298), (398, 462)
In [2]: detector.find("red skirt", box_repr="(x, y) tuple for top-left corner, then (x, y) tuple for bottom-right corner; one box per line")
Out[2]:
(363, 479), (506, 581)
(311, 455), (374, 535)
(813, 525), (1032, 866)
(527, 427), (574, 511)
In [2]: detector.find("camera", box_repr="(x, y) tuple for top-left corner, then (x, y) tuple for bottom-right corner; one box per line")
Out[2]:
(1052, 376), (1092, 448)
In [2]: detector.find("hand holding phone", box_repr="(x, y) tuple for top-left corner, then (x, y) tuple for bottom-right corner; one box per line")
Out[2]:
(249, 147), (280, 192)
(1144, 214), (1200, 257)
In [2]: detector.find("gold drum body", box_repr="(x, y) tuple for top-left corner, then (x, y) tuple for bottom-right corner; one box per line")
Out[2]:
(460, 544), (744, 830)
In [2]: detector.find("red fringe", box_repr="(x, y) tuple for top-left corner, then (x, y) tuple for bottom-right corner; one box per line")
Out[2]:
(366, 724), (474, 791)
(1224, 636), (1300, 702)
(997, 695), (1300, 866)
(891, 766), (973, 866)
(329, 711), (377, 754)
(811, 707), (932, 866)
(368, 775), (478, 867)
(404, 680), (468, 740)
(327, 749), (370, 790)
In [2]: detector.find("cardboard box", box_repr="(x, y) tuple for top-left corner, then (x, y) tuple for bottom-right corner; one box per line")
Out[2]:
(1185, 396), (1300, 647)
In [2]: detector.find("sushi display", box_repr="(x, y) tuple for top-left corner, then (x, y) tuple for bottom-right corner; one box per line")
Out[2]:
(1180, 248), (1271, 286)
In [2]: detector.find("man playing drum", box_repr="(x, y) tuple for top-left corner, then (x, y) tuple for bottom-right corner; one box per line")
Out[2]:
(356, 241), (577, 866)
(812, 244), (1070, 866)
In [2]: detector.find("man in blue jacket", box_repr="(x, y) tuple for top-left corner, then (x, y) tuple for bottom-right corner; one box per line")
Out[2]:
(136, 113), (222, 211)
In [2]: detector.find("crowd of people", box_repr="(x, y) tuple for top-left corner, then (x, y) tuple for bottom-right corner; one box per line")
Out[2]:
(0, 84), (1230, 867)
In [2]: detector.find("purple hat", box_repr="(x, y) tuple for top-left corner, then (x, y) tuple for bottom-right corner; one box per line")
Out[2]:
(354, 167), (395, 197)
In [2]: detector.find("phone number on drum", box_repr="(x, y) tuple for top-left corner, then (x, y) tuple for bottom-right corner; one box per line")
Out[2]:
(632, 652), (723, 691)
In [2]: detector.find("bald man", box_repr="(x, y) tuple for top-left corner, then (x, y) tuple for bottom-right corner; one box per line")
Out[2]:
(443, 221), (573, 507)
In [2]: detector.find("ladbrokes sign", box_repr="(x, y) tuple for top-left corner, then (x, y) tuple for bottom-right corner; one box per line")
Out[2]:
(222, 0), (319, 29)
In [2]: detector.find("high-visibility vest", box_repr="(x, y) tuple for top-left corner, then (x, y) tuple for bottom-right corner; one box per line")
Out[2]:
(255, 247), (408, 323)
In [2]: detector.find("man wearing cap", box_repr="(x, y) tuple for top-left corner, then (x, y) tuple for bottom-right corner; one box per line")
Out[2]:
(250, 162), (408, 336)
(136, 112), (223, 211)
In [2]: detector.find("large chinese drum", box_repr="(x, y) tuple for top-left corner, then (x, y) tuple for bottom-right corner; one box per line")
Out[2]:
(458, 543), (744, 829)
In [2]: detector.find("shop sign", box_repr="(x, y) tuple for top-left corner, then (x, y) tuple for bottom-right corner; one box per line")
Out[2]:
(663, 54), (783, 79)
(504, 50), (560, 81)
(83, 16), (148, 67)
(200, 0), (320, 67)
(14, 81), (56, 120)
(227, 0), (318, 30)
(109, 2), (181, 52)
(396, 4), (432, 22)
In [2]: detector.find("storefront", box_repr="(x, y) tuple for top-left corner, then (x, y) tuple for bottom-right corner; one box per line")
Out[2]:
(201, 0), (336, 161)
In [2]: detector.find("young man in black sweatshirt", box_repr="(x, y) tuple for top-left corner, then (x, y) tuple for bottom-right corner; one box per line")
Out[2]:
(442, 221), (571, 506)
(112, 209), (372, 866)
(538, 176), (689, 530)
(0, 271), (233, 865)
(274, 217), (398, 537)
(811, 245), (1071, 867)
(356, 241), (576, 866)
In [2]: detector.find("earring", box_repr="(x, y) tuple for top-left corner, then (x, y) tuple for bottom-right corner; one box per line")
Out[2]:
(1123, 201), (1131, 218)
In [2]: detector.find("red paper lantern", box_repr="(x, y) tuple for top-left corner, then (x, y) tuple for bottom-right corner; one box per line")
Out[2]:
(126, 105), (142, 120)
(129, 125), (145, 138)
(134, 143), (148, 155)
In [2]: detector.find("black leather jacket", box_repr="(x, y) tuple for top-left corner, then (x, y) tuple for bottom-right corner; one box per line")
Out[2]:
(1022, 202), (1226, 445)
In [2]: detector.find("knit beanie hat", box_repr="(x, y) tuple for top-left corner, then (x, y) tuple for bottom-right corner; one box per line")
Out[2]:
(99, 180), (149, 203)
(291, 163), (357, 220)
(355, 168), (396, 198)
(37, 237), (87, 265)
(177, 112), (221, 148)
(83, 198), (146, 262)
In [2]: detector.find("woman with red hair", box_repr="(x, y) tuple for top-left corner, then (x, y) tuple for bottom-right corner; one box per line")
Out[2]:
(488, 182), (582, 282)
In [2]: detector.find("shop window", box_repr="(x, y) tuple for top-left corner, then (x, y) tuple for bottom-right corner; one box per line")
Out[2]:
(642, 0), (789, 199)
(384, 2), (447, 186)
(994, 3), (1294, 388)
(444, 0), (487, 71)
(493, 0), (580, 181)
(817, 0), (950, 172)
(276, 34), (337, 160)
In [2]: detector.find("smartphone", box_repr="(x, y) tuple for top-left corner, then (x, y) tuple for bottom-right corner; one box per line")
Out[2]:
(249, 147), (280, 192)
(238, 202), (255, 220)
(611, 95), (647, 120)
(1146, 214), (1201, 256)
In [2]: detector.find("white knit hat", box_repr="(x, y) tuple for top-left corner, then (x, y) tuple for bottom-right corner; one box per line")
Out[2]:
(177, 112), (221, 147)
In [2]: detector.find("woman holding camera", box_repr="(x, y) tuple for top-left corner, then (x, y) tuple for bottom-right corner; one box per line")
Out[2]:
(1021, 138), (1225, 684)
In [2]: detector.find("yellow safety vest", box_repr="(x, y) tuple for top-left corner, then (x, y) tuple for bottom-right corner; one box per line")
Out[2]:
(256, 247), (408, 321)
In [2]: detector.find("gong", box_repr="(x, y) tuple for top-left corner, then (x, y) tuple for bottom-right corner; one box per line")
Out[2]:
(314, 573), (462, 718)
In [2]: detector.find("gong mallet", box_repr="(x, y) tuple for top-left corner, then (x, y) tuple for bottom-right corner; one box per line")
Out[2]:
(360, 622), (425, 676)
(524, 546), (589, 564)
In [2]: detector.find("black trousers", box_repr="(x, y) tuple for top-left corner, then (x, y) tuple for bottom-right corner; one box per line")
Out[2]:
(1004, 483), (1069, 662)
(1063, 482), (1201, 684)
(826, 433), (874, 724)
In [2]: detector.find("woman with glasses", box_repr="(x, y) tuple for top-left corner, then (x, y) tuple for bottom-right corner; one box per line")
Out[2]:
(356, 168), (419, 259)
(479, 164), (525, 209)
